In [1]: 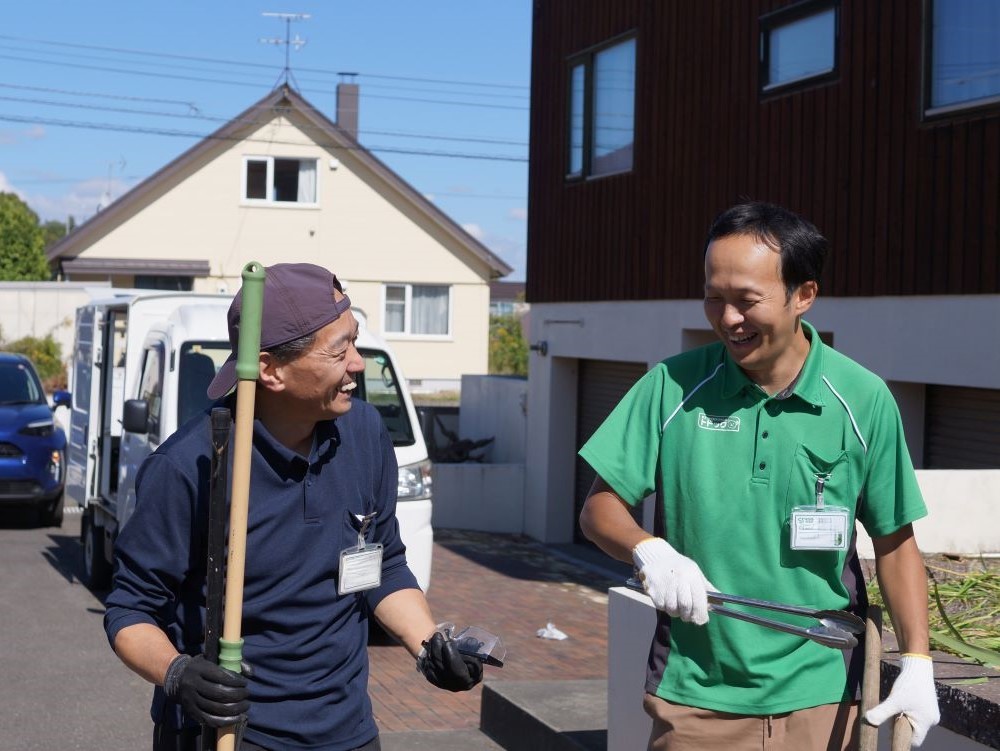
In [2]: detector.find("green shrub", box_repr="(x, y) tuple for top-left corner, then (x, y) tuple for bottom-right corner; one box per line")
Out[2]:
(489, 314), (528, 376)
(3, 334), (67, 390)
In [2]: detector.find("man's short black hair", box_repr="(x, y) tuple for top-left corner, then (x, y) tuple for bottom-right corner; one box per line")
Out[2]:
(704, 202), (829, 298)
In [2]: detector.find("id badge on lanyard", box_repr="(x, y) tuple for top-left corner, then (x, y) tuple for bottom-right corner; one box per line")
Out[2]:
(338, 512), (383, 595)
(789, 475), (849, 551)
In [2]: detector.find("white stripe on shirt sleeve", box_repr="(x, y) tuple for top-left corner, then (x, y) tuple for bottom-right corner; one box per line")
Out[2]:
(822, 375), (868, 454)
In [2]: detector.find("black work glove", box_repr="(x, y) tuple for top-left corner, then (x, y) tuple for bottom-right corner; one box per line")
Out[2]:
(163, 654), (250, 728)
(416, 631), (484, 692)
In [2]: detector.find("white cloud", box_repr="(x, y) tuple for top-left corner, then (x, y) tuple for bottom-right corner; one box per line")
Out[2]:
(0, 125), (47, 145)
(507, 207), (527, 221)
(27, 177), (125, 223)
(0, 171), (14, 192)
(461, 222), (485, 240)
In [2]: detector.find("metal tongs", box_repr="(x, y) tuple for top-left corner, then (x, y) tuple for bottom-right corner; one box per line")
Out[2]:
(707, 591), (864, 650)
(625, 578), (864, 650)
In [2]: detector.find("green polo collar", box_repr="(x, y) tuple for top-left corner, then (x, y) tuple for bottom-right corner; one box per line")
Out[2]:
(719, 320), (827, 407)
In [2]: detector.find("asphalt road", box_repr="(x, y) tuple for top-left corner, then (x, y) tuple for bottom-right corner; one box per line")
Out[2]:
(0, 505), (151, 749)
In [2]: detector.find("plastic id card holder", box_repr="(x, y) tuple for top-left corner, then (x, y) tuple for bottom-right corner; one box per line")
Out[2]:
(338, 543), (383, 595)
(790, 506), (850, 551)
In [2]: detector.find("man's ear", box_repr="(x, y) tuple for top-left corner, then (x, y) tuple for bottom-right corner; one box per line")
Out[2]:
(257, 352), (285, 392)
(794, 280), (818, 316)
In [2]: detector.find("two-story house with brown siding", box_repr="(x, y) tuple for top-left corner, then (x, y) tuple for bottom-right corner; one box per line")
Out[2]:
(523, 0), (1000, 547)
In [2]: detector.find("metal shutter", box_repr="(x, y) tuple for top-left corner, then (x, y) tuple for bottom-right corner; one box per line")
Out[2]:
(574, 359), (648, 542)
(924, 385), (1000, 469)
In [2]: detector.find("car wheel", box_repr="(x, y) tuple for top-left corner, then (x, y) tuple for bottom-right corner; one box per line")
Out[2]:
(39, 493), (65, 528)
(82, 512), (112, 590)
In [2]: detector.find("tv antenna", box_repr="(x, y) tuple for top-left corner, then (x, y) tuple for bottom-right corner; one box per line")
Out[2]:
(260, 12), (311, 87)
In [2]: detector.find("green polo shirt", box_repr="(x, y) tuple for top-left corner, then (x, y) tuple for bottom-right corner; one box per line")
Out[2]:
(580, 321), (927, 714)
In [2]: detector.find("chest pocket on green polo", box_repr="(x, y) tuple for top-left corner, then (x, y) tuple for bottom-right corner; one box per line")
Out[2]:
(781, 444), (858, 567)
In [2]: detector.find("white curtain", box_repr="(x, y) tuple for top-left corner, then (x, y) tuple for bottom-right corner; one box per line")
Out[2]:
(411, 285), (449, 335)
(297, 159), (317, 203)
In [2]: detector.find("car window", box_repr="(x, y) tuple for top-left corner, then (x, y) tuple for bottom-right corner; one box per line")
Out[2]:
(137, 346), (164, 438)
(0, 361), (45, 405)
(177, 342), (231, 426)
(357, 349), (415, 447)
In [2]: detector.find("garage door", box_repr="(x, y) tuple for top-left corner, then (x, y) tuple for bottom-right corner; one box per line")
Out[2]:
(924, 385), (1000, 468)
(574, 359), (648, 543)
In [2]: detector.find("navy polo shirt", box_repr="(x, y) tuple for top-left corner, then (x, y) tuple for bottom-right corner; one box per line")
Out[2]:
(104, 398), (418, 751)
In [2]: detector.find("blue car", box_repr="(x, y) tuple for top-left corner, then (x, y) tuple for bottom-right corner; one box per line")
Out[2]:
(0, 352), (71, 526)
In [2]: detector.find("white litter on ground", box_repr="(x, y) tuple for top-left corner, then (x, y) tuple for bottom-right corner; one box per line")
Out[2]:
(536, 622), (568, 640)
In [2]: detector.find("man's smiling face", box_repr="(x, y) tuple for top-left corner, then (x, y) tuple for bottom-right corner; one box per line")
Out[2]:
(703, 233), (815, 388)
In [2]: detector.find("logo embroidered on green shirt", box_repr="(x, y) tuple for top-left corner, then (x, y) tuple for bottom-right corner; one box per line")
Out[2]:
(697, 413), (741, 432)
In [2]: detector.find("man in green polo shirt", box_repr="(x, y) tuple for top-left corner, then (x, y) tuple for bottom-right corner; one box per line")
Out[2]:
(579, 202), (939, 750)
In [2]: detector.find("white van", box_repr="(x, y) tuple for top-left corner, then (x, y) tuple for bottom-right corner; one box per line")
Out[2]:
(67, 292), (433, 592)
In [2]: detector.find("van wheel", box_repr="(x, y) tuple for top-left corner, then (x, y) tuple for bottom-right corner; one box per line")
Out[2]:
(82, 513), (112, 590)
(39, 493), (64, 528)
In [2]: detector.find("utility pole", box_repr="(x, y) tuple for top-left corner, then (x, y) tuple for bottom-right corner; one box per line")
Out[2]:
(260, 12), (311, 87)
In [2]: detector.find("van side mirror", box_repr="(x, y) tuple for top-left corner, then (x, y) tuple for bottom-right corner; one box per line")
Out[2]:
(52, 390), (72, 409)
(122, 399), (150, 433)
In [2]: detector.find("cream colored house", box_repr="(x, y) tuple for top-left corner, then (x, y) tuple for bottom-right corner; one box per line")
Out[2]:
(46, 84), (511, 391)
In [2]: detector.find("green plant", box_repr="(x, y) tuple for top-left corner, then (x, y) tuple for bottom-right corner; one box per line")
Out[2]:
(489, 314), (528, 376)
(3, 334), (66, 389)
(867, 559), (1000, 668)
(0, 193), (51, 281)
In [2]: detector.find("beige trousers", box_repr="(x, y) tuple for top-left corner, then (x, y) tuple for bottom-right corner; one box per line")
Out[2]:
(643, 693), (860, 751)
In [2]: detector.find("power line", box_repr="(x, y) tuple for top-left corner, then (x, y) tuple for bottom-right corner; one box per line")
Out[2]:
(0, 113), (528, 162)
(0, 81), (198, 110)
(0, 91), (528, 145)
(0, 52), (530, 111)
(0, 33), (528, 91)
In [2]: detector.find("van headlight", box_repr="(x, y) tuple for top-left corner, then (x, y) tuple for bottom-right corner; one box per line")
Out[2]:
(398, 460), (432, 501)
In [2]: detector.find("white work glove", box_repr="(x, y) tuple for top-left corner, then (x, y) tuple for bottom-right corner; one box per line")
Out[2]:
(865, 654), (940, 747)
(632, 538), (716, 625)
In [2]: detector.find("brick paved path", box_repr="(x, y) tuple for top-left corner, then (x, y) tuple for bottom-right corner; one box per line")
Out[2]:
(368, 529), (621, 733)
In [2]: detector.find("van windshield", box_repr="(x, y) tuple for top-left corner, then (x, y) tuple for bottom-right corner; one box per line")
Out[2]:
(176, 343), (416, 448)
(357, 348), (416, 447)
(177, 342), (233, 427)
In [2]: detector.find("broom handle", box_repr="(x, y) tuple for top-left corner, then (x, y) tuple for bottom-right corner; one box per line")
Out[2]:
(859, 606), (883, 751)
(891, 714), (914, 750)
(217, 262), (265, 751)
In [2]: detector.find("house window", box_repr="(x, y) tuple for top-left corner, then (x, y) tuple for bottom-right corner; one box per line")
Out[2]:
(760, 2), (838, 92)
(242, 156), (318, 204)
(383, 284), (451, 336)
(926, 0), (1000, 113)
(135, 275), (193, 291)
(567, 36), (636, 179)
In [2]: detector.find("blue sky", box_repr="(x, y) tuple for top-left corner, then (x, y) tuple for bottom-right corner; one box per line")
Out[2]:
(0, 1), (532, 280)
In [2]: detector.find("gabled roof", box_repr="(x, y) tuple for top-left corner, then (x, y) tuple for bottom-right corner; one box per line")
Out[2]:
(47, 85), (513, 279)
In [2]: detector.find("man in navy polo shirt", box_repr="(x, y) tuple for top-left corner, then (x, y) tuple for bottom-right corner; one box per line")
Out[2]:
(104, 263), (482, 751)
(580, 204), (940, 750)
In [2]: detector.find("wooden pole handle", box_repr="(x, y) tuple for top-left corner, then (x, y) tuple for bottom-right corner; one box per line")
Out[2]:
(891, 714), (914, 750)
(859, 605), (883, 751)
(217, 262), (265, 751)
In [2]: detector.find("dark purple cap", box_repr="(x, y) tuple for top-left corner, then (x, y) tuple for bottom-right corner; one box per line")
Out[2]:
(207, 262), (352, 399)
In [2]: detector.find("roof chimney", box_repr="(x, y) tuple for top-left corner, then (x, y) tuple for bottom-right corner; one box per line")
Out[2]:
(336, 81), (359, 140)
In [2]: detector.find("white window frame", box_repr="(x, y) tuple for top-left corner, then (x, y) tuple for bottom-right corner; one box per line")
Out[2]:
(240, 155), (320, 207)
(380, 283), (453, 340)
